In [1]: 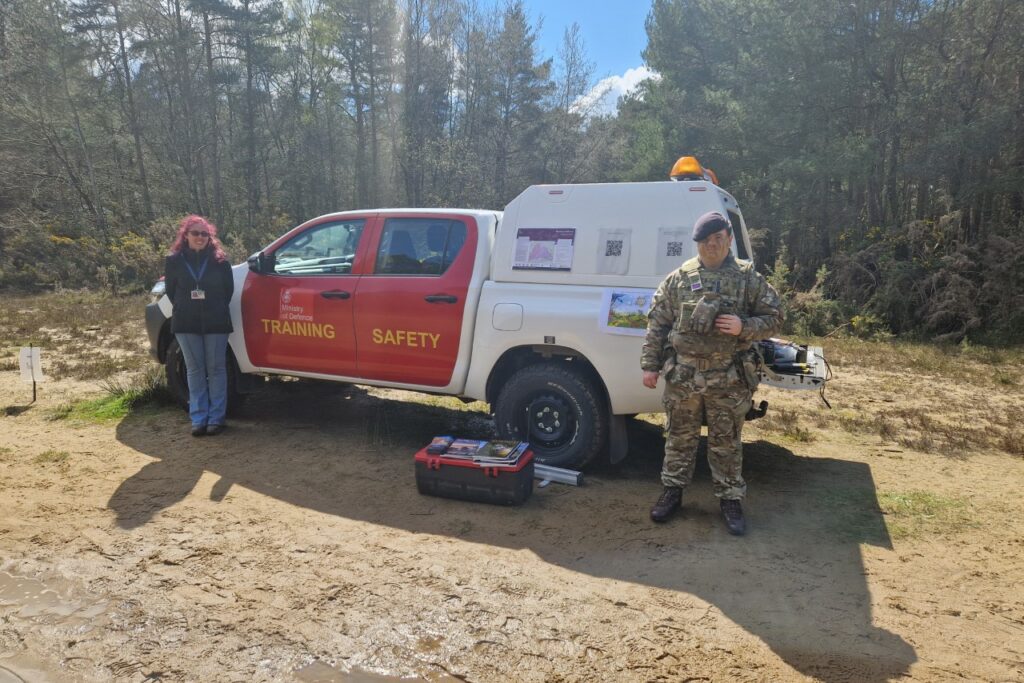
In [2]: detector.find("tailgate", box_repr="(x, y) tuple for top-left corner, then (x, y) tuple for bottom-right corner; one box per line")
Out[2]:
(757, 339), (828, 391)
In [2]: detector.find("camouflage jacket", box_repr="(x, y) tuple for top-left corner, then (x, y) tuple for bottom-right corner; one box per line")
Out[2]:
(641, 254), (784, 384)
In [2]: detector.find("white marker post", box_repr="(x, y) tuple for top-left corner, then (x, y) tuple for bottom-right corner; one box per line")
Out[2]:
(19, 345), (45, 403)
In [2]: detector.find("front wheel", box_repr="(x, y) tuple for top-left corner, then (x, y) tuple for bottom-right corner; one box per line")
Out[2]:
(493, 363), (607, 469)
(165, 337), (246, 415)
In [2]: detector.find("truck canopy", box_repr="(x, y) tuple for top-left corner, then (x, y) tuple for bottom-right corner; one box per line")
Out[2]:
(494, 180), (751, 288)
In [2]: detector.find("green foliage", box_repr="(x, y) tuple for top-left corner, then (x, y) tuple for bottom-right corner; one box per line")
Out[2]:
(769, 254), (850, 337)
(877, 490), (977, 540)
(628, 0), (1024, 343)
(47, 367), (173, 423)
(1, 0), (1023, 347)
(849, 314), (893, 341)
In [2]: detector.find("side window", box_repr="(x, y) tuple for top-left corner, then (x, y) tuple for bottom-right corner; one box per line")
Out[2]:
(272, 219), (365, 275)
(374, 218), (467, 275)
(727, 210), (749, 260)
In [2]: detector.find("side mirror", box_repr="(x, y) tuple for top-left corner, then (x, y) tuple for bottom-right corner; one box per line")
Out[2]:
(247, 251), (272, 274)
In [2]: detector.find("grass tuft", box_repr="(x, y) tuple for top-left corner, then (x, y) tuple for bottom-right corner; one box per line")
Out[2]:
(898, 433), (936, 453)
(878, 490), (977, 539)
(817, 488), (976, 542)
(814, 487), (890, 544)
(34, 449), (70, 465)
(47, 403), (74, 421)
(1000, 430), (1024, 457)
(755, 407), (816, 443)
(994, 371), (1017, 386)
(48, 367), (174, 423)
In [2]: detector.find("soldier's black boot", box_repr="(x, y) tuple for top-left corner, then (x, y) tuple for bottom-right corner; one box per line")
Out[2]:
(720, 499), (746, 536)
(650, 486), (682, 523)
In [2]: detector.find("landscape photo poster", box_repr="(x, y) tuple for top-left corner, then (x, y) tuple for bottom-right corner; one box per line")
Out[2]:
(600, 287), (656, 336)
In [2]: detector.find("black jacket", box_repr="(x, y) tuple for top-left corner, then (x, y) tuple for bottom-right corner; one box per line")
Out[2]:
(165, 247), (235, 335)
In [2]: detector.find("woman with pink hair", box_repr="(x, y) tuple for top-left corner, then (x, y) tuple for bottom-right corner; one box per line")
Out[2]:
(164, 215), (234, 436)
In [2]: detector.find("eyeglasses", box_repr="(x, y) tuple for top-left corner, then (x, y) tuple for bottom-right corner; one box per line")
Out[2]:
(188, 230), (210, 238)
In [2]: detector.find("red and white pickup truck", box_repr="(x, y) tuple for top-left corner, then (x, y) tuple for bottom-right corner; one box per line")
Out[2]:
(146, 161), (826, 468)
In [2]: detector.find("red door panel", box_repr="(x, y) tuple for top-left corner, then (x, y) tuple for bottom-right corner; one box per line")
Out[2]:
(241, 216), (373, 376)
(353, 215), (476, 386)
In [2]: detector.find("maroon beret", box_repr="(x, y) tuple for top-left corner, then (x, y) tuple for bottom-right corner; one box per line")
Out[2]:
(692, 211), (732, 241)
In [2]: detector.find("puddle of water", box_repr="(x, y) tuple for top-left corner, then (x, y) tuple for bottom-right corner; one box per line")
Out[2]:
(295, 660), (396, 682)
(294, 660), (460, 682)
(0, 666), (25, 683)
(0, 571), (109, 627)
(0, 570), (108, 682)
(0, 656), (64, 683)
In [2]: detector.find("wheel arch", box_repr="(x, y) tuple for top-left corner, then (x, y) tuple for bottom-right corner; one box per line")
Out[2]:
(157, 320), (174, 364)
(485, 345), (610, 411)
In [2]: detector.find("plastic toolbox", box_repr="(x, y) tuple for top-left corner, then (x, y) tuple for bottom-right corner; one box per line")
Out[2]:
(414, 447), (534, 506)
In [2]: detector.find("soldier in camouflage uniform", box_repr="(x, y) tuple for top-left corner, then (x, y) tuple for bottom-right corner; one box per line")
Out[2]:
(641, 211), (783, 535)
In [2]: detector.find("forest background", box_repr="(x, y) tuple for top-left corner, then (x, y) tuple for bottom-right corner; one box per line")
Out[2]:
(1, 0), (1021, 343)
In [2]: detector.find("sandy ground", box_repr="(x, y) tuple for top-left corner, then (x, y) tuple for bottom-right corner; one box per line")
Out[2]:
(2, 338), (1024, 682)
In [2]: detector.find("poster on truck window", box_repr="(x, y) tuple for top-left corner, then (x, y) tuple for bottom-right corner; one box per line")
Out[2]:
(600, 287), (656, 336)
(513, 228), (575, 270)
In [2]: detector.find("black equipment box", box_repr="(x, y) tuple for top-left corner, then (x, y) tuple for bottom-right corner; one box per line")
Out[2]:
(414, 448), (534, 506)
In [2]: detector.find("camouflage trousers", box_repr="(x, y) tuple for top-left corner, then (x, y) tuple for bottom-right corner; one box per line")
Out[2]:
(660, 381), (751, 499)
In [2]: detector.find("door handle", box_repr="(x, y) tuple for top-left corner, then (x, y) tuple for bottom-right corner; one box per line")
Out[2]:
(424, 294), (457, 304)
(320, 290), (351, 300)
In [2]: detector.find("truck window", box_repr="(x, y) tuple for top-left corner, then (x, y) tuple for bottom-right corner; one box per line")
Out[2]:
(727, 210), (749, 260)
(273, 219), (365, 275)
(374, 218), (467, 275)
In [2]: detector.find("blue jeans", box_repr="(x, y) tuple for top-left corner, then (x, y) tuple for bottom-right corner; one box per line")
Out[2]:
(175, 333), (229, 428)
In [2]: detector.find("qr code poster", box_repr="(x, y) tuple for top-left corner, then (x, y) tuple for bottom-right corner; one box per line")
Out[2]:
(657, 227), (691, 274)
(600, 287), (656, 337)
(596, 228), (631, 275)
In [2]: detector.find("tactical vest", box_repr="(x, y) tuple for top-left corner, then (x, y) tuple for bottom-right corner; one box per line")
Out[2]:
(668, 255), (754, 375)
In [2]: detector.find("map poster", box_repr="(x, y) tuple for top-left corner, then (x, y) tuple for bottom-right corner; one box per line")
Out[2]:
(513, 228), (576, 270)
(600, 287), (656, 337)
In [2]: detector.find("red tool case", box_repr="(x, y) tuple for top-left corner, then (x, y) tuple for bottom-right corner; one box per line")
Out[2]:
(414, 447), (534, 506)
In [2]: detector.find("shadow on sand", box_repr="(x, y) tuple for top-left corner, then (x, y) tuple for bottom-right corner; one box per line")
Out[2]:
(111, 383), (915, 682)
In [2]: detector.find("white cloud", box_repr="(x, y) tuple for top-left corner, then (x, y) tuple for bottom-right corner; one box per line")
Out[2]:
(574, 65), (660, 117)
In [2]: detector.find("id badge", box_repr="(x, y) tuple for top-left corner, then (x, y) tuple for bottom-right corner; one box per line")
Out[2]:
(687, 270), (703, 292)
(191, 289), (206, 300)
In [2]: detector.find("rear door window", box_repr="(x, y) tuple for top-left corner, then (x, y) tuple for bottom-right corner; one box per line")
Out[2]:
(374, 218), (467, 275)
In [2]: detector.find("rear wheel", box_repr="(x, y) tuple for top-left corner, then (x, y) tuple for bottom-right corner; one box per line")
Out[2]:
(165, 337), (246, 415)
(493, 363), (606, 469)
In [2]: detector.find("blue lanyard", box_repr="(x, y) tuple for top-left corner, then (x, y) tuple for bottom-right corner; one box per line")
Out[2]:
(182, 253), (209, 286)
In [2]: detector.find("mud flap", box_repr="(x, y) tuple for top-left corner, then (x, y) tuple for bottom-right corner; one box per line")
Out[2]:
(608, 413), (628, 464)
(745, 399), (768, 421)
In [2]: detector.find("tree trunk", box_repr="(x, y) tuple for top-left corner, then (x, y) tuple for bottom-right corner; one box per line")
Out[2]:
(112, 0), (153, 222)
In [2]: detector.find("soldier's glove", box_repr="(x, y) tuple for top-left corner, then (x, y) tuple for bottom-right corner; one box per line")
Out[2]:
(688, 295), (721, 335)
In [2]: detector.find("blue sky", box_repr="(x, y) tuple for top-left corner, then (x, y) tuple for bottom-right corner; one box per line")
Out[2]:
(521, 1), (655, 114)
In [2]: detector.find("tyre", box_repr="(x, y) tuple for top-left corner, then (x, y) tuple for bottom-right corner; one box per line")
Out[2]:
(164, 337), (246, 415)
(494, 363), (607, 469)
(165, 337), (190, 411)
